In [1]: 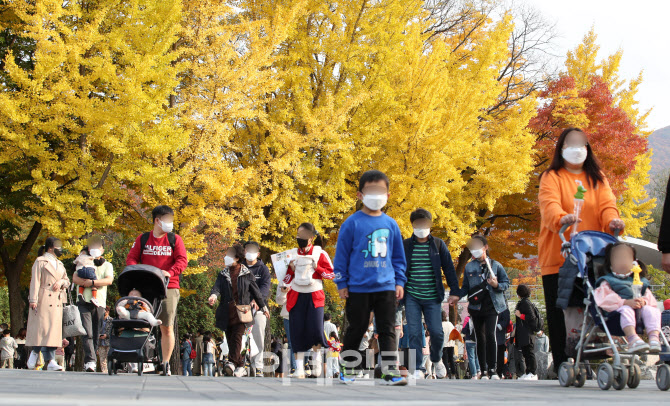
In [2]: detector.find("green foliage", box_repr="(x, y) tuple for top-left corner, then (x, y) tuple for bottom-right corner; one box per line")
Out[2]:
(177, 268), (217, 338)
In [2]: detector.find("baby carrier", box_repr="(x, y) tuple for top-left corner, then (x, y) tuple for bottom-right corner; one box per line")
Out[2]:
(292, 246), (322, 286)
(555, 225), (670, 391)
(107, 264), (168, 376)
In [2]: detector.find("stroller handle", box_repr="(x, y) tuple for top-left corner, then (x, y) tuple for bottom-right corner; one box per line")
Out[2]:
(559, 222), (623, 258)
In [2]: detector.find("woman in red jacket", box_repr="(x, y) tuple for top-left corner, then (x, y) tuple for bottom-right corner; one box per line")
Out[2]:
(281, 222), (335, 378)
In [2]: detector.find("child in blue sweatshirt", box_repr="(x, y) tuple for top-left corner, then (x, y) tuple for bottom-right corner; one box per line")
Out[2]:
(333, 170), (407, 385)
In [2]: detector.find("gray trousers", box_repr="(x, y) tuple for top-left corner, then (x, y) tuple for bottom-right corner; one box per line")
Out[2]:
(251, 312), (267, 370)
(78, 301), (103, 364)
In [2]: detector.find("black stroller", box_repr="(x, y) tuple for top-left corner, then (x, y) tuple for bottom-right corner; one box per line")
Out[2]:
(556, 225), (670, 391)
(107, 264), (168, 376)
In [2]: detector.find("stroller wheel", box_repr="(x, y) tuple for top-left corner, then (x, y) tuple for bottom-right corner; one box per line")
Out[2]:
(597, 363), (614, 390)
(612, 365), (628, 390)
(656, 364), (670, 391)
(108, 358), (114, 376)
(627, 363), (641, 389)
(558, 362), (575, 387)
(138, 360), (144, 376)
(573, 365), (587, 388)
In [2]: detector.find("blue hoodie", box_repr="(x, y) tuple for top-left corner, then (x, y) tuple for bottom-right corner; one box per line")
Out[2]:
(333, 210), (407, 293)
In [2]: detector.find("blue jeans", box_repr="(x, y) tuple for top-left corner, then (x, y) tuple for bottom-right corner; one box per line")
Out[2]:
(405, 293), (444, 372)
(31, 347), (56, 366)
(203, 353), (214, 376)
(182, 358), (192, 376)
(282, 318), (297, 372)
(466, 341), (479, 377)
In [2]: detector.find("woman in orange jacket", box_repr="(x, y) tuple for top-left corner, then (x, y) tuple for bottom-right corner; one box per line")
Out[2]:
(538, 127), (625, 372)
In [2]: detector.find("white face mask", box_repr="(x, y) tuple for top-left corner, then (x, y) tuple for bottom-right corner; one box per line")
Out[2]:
(470, 248), (484, 259)
(245, 252), (258, 262)
(159, 218), (174, 233)
(362, 194), (387, 211)
(224, 256), (235, 267)
(89, 249), (102, 258)
(562, 146), (588, 165)
(413, 228), (430, 239)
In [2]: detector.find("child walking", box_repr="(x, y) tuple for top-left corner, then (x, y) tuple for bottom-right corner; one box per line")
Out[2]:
(333, 170), (408, 385)
(202, 333), (216, 376)
(594, 242), (662, 353)
(326, 332), (341, 378)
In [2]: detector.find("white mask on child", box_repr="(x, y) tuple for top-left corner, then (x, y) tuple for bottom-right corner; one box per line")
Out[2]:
(362, 194), (387, 211)
(224, 256), (235, 267)
(245, 252), (258, 262)
(470, 248), (484, 259)
(413, 228), (430, 239)
(89, 249), (102, 258)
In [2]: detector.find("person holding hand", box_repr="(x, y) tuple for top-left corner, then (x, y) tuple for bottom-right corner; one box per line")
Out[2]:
(208, 244), (269, 378)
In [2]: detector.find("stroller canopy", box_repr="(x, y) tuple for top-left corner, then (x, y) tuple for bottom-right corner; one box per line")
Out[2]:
(117, 264), (168, 305)
(570, 231), (619, 278)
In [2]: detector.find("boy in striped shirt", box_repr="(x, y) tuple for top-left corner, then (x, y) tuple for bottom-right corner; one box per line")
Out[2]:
(402, 208), (461, 378)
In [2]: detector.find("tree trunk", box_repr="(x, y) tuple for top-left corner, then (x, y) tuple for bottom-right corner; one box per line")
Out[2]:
(263, 317), (271, 376)
(5, 263), (25, 336)
(171, 313), (181, 375)
(0, 221), (43, 335)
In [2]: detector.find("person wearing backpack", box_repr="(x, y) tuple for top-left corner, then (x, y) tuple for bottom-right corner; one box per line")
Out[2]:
(126, 205), (188, 376)
(514, 284), (538, 380)
(181, 334), (195, 376)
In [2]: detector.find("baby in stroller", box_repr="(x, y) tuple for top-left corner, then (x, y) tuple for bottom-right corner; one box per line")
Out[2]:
(593, 242), (662, 353)
(116, 289), (163, 327)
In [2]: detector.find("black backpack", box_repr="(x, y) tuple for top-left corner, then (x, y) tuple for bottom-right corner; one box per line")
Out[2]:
(529, 300), (544, 333)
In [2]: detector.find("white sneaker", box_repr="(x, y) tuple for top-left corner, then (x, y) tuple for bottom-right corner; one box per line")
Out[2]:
(233, 367), (246, 377)
(480, 375), (489, 380)
(435, 361), (447, 379)
(27, 351), (38, 369)
(471, 375), (479, 380)
(525, 373), (538, 380)
(413, 370), (425, 379)
(312, 360), (322, 378)
(47, 360), (63, 371)
(490, 374), (500, 380)
(519, 373), (528, 380)
(85, 362), (96, 372)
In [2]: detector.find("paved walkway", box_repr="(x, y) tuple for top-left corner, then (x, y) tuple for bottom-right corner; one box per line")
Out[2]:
(0, 369), (668, 405)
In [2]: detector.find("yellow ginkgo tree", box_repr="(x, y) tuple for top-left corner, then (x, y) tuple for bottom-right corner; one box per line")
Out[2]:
(0, 0), (186, 333)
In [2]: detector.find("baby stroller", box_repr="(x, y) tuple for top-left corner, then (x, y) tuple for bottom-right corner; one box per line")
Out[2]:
(556, 225), (670, 391)
(107, 264), (168, 376)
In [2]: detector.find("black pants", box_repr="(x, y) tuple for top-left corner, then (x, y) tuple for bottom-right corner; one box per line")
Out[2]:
(78, 301), (103, 364)
(442, 347), (457, 377)
(542, 273), (567, 371)
(471, 312), (498, 374)
(342, 291), (397, 372)
(496, 344), (507, 377)
(521, 342), (536, 375)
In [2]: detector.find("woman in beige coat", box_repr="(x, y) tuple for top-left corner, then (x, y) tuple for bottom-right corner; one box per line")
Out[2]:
(26, 237), (70, 371)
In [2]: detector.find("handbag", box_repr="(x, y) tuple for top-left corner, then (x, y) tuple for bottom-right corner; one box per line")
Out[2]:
(62, 289), (86, 337)
(234, 301), (253, 324)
